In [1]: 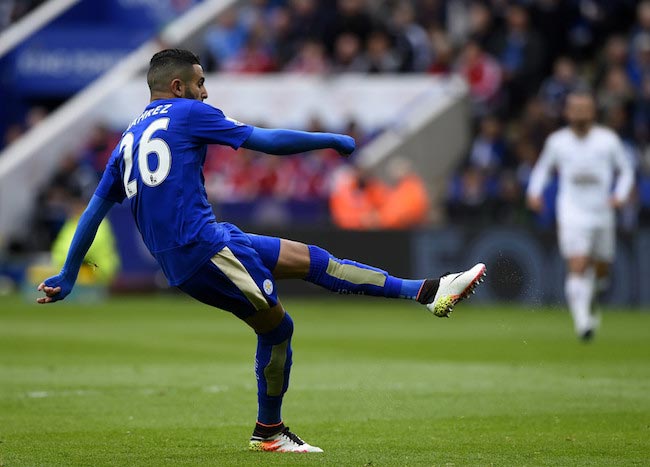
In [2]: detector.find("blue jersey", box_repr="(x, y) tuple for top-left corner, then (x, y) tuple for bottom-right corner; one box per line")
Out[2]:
(95, 98), (253, 285)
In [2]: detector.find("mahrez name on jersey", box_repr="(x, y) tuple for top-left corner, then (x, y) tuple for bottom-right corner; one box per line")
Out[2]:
(125, 103), (173, 133)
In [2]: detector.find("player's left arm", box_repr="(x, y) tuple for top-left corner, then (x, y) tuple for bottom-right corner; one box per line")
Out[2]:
(188, 101), (355, 155)
(242, 127), (355, 156)
(610, 135), (634, 208)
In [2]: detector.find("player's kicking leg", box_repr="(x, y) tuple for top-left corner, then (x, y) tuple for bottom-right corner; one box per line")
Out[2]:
(248, 237), (486, 317)
(303, 244), (485, 317)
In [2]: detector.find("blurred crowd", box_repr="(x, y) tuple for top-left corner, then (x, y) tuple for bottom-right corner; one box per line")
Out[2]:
(200, 0), (631, 77)
(443, 0), (650, 230)
(9, 0), (650, 240)
(0, 0), (46, 30)
(2, 106), (49, 150)
(198, 0), (650, 229)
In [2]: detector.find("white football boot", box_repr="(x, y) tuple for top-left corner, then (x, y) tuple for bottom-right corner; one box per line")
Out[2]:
(418, 263), (487, 317)
(249, 426), (323, 453)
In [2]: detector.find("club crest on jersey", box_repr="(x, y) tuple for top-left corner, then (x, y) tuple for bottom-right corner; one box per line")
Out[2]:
(263, 279), (274, 295)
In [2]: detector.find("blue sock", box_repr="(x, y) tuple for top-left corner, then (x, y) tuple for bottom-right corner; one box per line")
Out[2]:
(306, 245), (421, 299)
(400, 279), (425, 300)
(256, 313), (293, 425)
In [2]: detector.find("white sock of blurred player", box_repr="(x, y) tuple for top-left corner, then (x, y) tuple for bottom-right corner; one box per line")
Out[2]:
(565, 267), (596, 338)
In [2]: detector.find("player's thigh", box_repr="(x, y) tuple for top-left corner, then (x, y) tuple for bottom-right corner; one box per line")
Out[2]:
(246, 232), (282, 272)
(558, 224), (595, 259)
(178, 241), (280, 323)
(274, 239), (310, 279)
(247, 233), (310, 280)
(558, 224), (594, 273)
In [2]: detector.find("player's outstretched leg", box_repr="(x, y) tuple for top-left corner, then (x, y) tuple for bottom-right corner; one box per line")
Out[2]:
(249, 312), (322, 453)
(305, 245), (486, 317)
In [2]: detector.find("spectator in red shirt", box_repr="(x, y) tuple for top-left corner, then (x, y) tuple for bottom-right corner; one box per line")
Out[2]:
(456, 40), (503, 116)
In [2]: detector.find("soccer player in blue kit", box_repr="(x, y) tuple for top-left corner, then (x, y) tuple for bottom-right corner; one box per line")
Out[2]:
(37, 49), (486, 453)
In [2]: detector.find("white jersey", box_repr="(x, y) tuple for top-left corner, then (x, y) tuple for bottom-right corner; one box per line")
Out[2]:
(527, 125), (634, 227)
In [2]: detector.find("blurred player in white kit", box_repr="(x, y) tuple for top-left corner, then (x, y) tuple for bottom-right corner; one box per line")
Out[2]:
(526, 91), (634, 341)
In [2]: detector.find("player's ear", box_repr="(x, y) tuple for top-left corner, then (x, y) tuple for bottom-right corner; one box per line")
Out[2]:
(170, 78), (184, 98)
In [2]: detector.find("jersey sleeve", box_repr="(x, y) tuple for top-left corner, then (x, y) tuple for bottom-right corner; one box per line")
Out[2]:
(187, 101), (253, 149)
(94, 145), (127, 203)
(527, 135), (557, 198)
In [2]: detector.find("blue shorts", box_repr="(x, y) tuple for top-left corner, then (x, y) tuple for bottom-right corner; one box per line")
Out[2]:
(178, 223), (282, 320)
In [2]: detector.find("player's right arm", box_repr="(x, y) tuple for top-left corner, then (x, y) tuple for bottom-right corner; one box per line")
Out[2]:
(38, 147), (126, 304)
(37, 195), (115, 303)
(526, 135), (557, 212)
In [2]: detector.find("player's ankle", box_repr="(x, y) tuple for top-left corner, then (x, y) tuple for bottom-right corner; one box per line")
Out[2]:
(253, 421), (285, 438)
(416, 278), (440, 304)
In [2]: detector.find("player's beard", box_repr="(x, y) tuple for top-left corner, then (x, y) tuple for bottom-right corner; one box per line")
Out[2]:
(183, 88), (200, 100)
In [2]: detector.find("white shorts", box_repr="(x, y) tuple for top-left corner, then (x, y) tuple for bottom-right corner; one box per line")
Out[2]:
(558, 223), (615, 262)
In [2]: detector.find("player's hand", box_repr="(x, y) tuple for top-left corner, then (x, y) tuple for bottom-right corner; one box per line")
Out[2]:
(609, 197), (626, 209)
(526, 196), (544, 213)
(37, 273), (73, 304)
(336, 135), (356, 156)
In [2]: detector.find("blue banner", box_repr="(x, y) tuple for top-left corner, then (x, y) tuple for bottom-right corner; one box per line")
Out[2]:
(6, 0), (203, 97)
(10, 26), (144, 96)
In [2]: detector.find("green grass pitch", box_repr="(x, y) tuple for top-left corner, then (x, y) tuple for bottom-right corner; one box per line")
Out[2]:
(1, 293), (649, 466)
